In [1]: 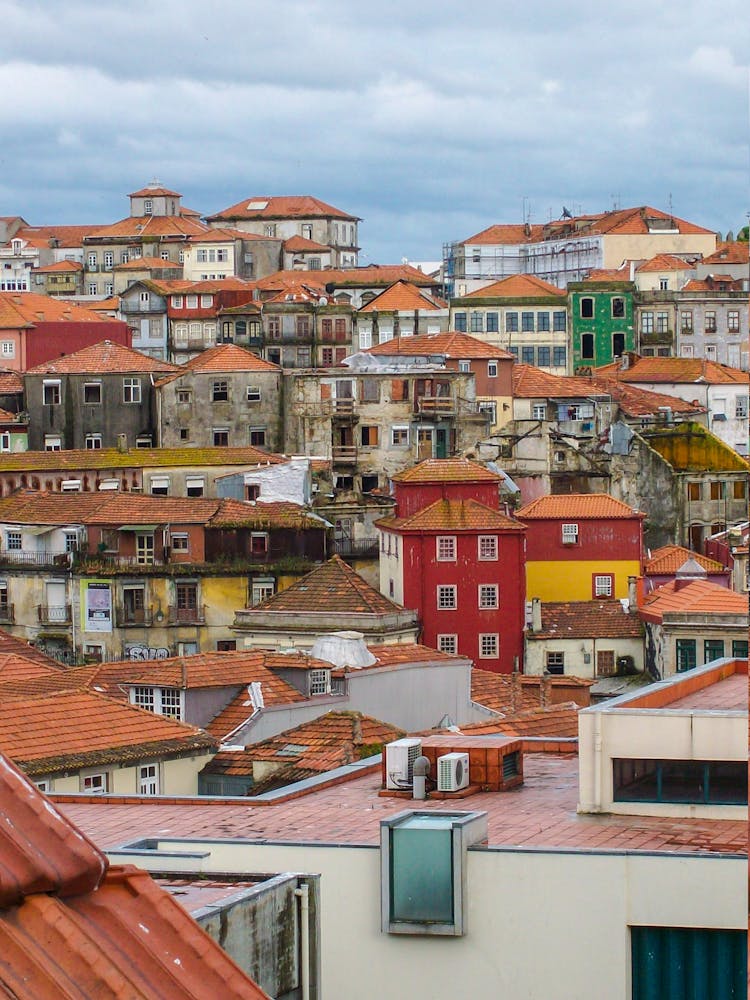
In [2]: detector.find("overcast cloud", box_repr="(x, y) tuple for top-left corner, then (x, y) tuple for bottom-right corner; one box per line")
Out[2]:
(0, 0), (747, 261)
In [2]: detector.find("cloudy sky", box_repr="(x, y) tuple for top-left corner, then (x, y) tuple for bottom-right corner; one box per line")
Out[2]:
(1, 0), (747, 262)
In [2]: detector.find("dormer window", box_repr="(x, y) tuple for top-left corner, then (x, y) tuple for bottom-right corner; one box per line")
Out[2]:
(144, 199), (153, 215)
(309, 668), (331, 695)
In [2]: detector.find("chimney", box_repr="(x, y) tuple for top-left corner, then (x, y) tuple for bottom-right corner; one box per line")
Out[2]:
(540, 674), (552, 709)
(531, 597), (542, 632)
(627, 576), (638, 611)
(510, 670), (521, 714)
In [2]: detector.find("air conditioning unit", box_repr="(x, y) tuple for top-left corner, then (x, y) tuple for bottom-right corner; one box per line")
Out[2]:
(437, 752), (470, 792)
(385, 738), (422, 790)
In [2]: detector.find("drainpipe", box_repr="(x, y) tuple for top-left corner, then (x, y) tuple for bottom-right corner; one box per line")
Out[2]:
(295, 882), (311, 1000)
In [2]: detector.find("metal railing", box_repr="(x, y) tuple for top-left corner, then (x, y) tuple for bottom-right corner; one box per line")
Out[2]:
(332, 445), (358, 464)
(0, 551), (71, 568)
(115, 605), (154, 627)
(37, 604), (72, 624)
(331, 537), (379, 558)
(168, 604), (206, 625)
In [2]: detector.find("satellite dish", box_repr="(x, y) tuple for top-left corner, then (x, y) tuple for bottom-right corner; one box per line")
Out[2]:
(319, 296), (328, 306)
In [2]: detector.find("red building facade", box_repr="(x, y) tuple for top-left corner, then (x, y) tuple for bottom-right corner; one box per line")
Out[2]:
(377, 459), (526, 673)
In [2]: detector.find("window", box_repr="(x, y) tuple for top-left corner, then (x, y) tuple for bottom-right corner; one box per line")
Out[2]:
(709, 481), (724, 501)
(85, 434), (102, 449)
(123, 378), (141, 403)
(185, 294), (198, 309)
(251, 532), (269, 556)
(309, 668), (331, 695)
(733, 479), (747, 499)
(532, 403), (547, 420)
(391, 426), (409, 447)
(120, 251), (129, 264)
(487, 360), (498, 378)
(171, 294), (184, 309)
(521, 312), (534, 332)
(478, 401), (497, 426)
(581, 333), (594, 359)
(360, 425), (379, 447)
(553, 346), (567, 367)
(630, 927), (747, 1000)
(470, 312), (483, 333)
(251, 577), (275, 605)
(212, 379), (229, 402)
(437, 585), (457, 609)
(479, 633), (499, 658)
(537, 346), (551, 367)
(656, 312), (669, 333)
(640, 311), (654, 334)
(6, 531), (22, 551)
(478, 535), (498, 560)
(535, 312), (550, 332)
(63, 531), (78, 553)
(593, 574), (613, 597)
(436, 536), (456, 561)
(249, 427), (266, 447)
(139, 764), (159, 795)
(680, 310), (693, 332)
(705, 310), (717, 332)
(1, 340), (15, 357)
(177, 388), (191, 404)
(704, 639), (724, 662)
(687, 481), (702, 501)
(44, 435), (62, 451)
(0, 432), (8, 452)
(82, 773), (108, 794)
(486, 312), (499, 333)
(133, 686), (155, 711)
(170, 533), (189, 552)
(546, 651), (564, 674)
(43, 380), (61, 405)
(213, 428), (229, 446)
(726, 310), (740, 333)
(437, 634), (458, 654)
(552, 311), (566, 332)
(596, 650), (615, 676)
(453, 312), (467, 332)
(478, 584), (498, 609)
(611, 297), (625, 318)
(185, 476), (204, 497)
(614, 759), (746, 806)
(245, 385), (261, 402)
(735, 395), (748, 418)
(87, 252), (97, 268)
(136, 533), (155, 565)
(264, 224), (276, 237)
(521, 346), (534, 364)
(87, 283), (98, 295)
(561, 523), (579, 544)
(296, 347), (311, 366)
(580, 298), (594, 319)
(676, 638), (696, 672)
(505, 312), (519, 332)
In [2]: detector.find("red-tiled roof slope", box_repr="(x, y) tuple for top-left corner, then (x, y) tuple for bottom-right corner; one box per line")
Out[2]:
(463, 274), (565, 298)
(0, 370), (23, 393)
(254, 554), (404, 615)
(283, 235), (331, 252)
(0, 752), (269, 998)
(129, 185), (182, 197)
(457, 705), (580, 739)
(367, 330), (512, 359)
(358, 280), (446, 312)
(0, 292), (121, 329)
(15, 225), (99, 247)
(0, 629), (62, 667)
(253, 265), (435, 292)
(640, 578), (749, 623)
(379, 498), (525, 532)
(392, 457), (501, 484)
(33, 259), (84, 273)
(462, 224), (545, 246)
(596, 356), (749, 385)
(517, 493), (643, 520)
(636, 253), (696, 273)
(25, 340), (180, 375)
(87, 215), (209, 239)
(114, 255), (182, 270)
(645, 545), (727, 576)
(207, 194), (359, 222)
(702, 242), (749, 265)
(0, 653), (63, 684)
(529, 601), (644, 639)
(0, 443), (283, 472)
(471, 669), (592, 716)
(181, 343), (280, 373)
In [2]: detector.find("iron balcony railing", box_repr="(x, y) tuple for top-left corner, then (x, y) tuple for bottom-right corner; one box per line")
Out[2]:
(168, 604), (206, 625)
(37, 604), (72, 625)
(115, 605), (155, 627)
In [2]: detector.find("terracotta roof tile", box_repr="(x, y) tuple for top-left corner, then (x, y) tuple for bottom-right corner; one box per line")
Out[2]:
(32, 259), (84, 273)
(367, 330), (512, 358)
(25, 339), (180, 375)
(517, 493), (643, 520)
(702, 242), (749, 265)
(0, 292), (121, 329)
(682, 276), (744, 291)
(207, 195), (359, 222)
(596, 356), (749, 385)
(14, 225), (99, 247)
(640, 578), (749, 623)
(456, 704), (580, 739)
(188, 227), (271, 243)
(0, 369), (23, 393)
(462, 224), (546, 246)
(471, 669), (592, 716)
(379, 498), (525, 532)
(582, 266), (633, 282)
(0, 629), (62, 667)
(0, 691), (215, 774)
(129, 185), (182, 197)
(114, 255), (183, 270)
(254, 554), (405, 614)
(180, 343), (280, 373)
(254, 265), (434, 293)
(358, 280), (446, 312)
(529, 601), (644, 639)
(636, 253), (696, 273)
(86, 214), (209, 240)
(0, 443), (284, 472)
(0, 653), (63, 684)
(462, 274), (566, 298)
(392, 457), (502, 484)
(645, 545), (727, 575)
(0, 753), (268, 997)
(283, 234), (331, 252)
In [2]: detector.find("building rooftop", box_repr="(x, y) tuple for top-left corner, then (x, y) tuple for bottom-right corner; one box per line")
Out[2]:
(358, 280), (446, 312)
(462, 273), (565, 297)
(471, 669), (593, 715)
(254, 265), (435, 294)
(179, 343), (280, 373)
(701, 242), (749, 266)
(86, 214), (209, 240)
(528, 601), (644, 639)
(114, 255), (183, 270)
(639, 578), (749, 622)
(645, 545), (727, 576)
(207, 194), (360, 222)
(636, 253), (696, 273)
(0, 443), (285, 472)
(0, 292), (121, 330)
(517, 493), (643, 520)
(283, 234), (331, 253)
(664, 673), (746, 711)
(56, 751), (745, 855)
(367, 330), (512, 358)
(392, 456), (502, 484)
(378, 498), (525, 532)
(597, 355), (749, 385)
(25, 339), (179, 376)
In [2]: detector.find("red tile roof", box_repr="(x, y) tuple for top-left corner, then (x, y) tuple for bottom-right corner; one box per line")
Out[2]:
(86, 214), (209, 240)
(25, 339), (180, 375)
(682, 276), (743, 291)
(596, 356), (749, 385)
(254, 554), (405, 615)
(702, 242), (749, 265)
(180, 343), (280, 373)
(379, 498), (525, 532)
(207, 195), (359, 222)
(462, 224), (545, 246)
(114, 255), (183, 270)
(358, 280), (447, 312)
(645, 545), (727, 576)
(129, 185), (182, 197)
(33, 259), (84, 273)
(0, 691), (215, 775)
(457, 705), (581, 739)
(462, 274), (565, 298)
(471, 669), (592, 715)
(254, 265), (435, 293)
(639, 578), (749, 622)
(582, 266), (632, 283)
(0, 292), (121, 330)
(392, 457), (502, 484)
(367, 330), (512, 359)
(0, 653), (63, 685)
(0, 752), (267, 997)
(528, 601), (644, 639)
(0, 629), (62, 667)
(0, 369), (23, 393)
(14, 225), (99, 247)
(0, 443), (284, 472)
(636, 253), (696, 273)
(188, 227), (272, 243)
(283, 234), (331, 252)
(517, 493), (643, 520)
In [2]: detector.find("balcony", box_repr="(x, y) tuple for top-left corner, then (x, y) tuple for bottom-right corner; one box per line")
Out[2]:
(0, 550), (71, 569)
(168, 604), (206, 625)
(331, 537), (379, 559)
(37, 604), (72, 625)
(115, 605), (154, 627)
(0, 603), (14, 624)
(332, 398), (358, 422)
(332, 445), (358, 465)
(120, 300), (166, 315)
(414, 396), (457, 418)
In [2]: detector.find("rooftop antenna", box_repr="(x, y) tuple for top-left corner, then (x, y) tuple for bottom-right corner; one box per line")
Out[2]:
(668, 192), (674, 224)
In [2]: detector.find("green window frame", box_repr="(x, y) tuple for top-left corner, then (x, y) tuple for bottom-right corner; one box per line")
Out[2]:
(731, 639), (748, 658)
(631, 926), (747, 1000)
(675, 639), (696, 672)
(613, 758), (747, 805)
(703, 639), (724, 663)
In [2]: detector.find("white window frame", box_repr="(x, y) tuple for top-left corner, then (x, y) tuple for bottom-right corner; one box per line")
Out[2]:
(458, 360), (471, 373)
(44, 434), (62, 451)
(251, 577), (275, 605)
(170, 532), (189, 552)
(487, 360), (498, 378)
(149, 476), (170, 496)
(201, 294), (214, 307)
(309, 668), (331, 695)
(562, 523), (579, 544)
(85, 433), (103, 450)
(437, 634), (458, 654)
(172, 295), (183, 308)
(1, 341), (15, 358)
(81, 772), (108, 794)
(436, 536), (457, 561)
(0, 432), (10, 452)
(186, 294), (198, 309)
(532, 404), (547, 420)
(594, 574), (613, 597)
(478, 584), (499, 609)
(6, 531), (22, 550)
(138, 763), (160, 795)
(83, 381), (102, 404)
(43, 379), (61, 405)
(123, 377), (141, 403)
(478, 535), (498, 560)
(479, 633), (499, 658)
(391, 425), (409, 447)
(246, 385), (261, 402)
(437, 585), (457, 610)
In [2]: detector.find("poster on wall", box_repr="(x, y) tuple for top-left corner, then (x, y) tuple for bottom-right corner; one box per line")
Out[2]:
(82, 580), (112, 633)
